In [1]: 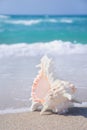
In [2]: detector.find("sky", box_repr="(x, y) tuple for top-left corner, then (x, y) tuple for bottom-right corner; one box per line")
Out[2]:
(0, 0), (87, 15)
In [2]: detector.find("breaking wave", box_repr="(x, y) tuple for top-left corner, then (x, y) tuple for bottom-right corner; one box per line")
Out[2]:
(0, 107), (30, 115)
(5, 19), (42, 25)
(2, 17), (87, 26)
(60, 18), (73, 23)
(0, 102), (87, 115)
(5, 19), (57, 26)
(0, 40), (87, 58)
(0, 15), (10, 19)
(4, 18), (74, 26)
(1, 15), (87, 27)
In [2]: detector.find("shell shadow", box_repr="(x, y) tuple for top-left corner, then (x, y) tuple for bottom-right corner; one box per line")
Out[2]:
(42, 107), (87, 117)
(65, 107), (87, 118)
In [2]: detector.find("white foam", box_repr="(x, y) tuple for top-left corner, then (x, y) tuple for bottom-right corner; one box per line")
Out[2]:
(60, 18), (73, 23)
(1, 17), (86, 26)
(74, 102), (87, 107)
(5, 19), (42, 25)
(0, 102), (87, 115)
(5, 18), (73, 26)
(0, 40), (87, 58)
(5, 19), (57, 26)
(0, 107), (30, 115)
(0, 15), (9, 19)
(46, 18), (57, 23)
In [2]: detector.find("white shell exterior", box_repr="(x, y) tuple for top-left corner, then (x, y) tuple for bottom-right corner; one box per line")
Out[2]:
(30, 55), (78, 115)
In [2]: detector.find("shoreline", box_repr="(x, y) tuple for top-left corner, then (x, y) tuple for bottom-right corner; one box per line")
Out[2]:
(0, 107), (87, 130)
(0, 101), (87, 115)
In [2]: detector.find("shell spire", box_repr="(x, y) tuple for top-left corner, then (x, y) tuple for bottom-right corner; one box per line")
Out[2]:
(36, 55), (52, 76)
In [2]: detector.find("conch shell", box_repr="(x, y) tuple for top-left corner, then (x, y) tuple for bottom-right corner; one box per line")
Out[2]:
(30, 55), (81, 114)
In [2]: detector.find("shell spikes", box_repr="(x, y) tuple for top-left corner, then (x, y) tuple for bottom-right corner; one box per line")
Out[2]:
(30, 55), (81, 114)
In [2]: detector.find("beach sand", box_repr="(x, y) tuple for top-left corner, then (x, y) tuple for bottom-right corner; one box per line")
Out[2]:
(0, 107), (87, 130)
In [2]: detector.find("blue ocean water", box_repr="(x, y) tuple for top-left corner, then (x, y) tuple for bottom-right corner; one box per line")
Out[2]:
(0, 15), (87, 114)
(0, 15), (87, 44)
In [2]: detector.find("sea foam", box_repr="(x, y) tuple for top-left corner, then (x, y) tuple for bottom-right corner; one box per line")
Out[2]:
(5, 19), (57, 25)
(0, 15), (9, 19)
(0, 40), (87, 58)
(0, 102), (87, 115)
(5, 19), (42, 25)
(0, 107), (30, 115)
(60, 18), (73, 23)
(4, 18), (74, 26)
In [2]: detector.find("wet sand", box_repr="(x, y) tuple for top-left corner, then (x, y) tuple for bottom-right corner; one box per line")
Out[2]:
(0, 107), (87, 130)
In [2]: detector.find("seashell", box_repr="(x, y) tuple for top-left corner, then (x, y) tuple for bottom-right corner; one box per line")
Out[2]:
(30, 55), (81, 114)
(30, 55), (52, 111)
(40, 82), (75, 115)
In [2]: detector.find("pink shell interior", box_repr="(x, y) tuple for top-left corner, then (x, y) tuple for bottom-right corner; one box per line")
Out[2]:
(32, 74), (50, 103)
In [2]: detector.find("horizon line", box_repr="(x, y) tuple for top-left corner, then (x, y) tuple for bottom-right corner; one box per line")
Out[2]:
(0, 14), (87, 16)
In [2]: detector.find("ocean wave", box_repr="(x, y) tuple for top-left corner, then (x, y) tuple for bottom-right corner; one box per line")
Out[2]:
(4, 17), (86, 26)
(74, 102), (87, 107)
(5, 18), (73, 26)
(5, 19), (42, 25)
(5, 19), (57, 25)
(45, 18), (57, 23)
(0, 15), (9, 19)
(60, 18), (73, 23)
(1, 16), (87, 26)
(0, 107), (30, 115)
(0, 102), (87, 114)
(0, 40), (87, 58)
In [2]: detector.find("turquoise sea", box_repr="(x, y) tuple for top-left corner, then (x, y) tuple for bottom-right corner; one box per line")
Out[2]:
(0, 15), (87, 44)
(0, 15), (87, 114)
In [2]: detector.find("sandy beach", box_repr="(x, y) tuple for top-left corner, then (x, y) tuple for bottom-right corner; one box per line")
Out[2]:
(0, 107), (87, 130)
